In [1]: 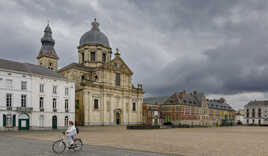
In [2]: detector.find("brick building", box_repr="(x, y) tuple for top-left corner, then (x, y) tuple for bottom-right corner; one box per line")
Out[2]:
(144, 90), (235, 126)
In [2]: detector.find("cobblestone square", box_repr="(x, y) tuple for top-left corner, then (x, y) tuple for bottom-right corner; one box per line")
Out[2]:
(14, 126), (268, 156)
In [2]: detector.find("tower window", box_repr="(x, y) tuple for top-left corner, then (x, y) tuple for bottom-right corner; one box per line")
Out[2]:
(49, 62), (52, 66)
(91, 52), (96, 61)
(81, 53), (85, 63)
(102, 53), (106, 63)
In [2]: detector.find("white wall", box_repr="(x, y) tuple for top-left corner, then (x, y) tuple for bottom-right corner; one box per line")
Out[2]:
(0, 69), (75, 130)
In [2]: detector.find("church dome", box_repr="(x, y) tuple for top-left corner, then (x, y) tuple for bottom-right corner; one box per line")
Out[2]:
(79, 19), (110, 48)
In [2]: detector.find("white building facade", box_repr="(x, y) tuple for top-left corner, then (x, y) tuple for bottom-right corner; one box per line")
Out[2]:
(0, 59), (75, 130)
(244, 101), (268, 125)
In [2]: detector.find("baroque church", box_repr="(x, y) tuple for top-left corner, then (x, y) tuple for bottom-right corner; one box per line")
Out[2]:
(37, 19), (144, 126)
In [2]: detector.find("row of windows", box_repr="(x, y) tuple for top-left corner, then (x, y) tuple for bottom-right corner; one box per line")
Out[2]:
(6, 94), (69, 112)
(81, 73), (121, 86)
(81, 52), (107, 63)
(6, 94), (27, 108)
(40, 84), (69, 96)
(93, 99), (136, 111)
(40, 97), (69, 112)
(2, 79), (70, 96)
(246, 109), (262, 118)
(4, 79), (27, 90)
(2, 114), (70, 128)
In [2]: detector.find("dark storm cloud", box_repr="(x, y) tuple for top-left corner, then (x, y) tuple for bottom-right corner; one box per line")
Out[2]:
(1, 0), (268, 106)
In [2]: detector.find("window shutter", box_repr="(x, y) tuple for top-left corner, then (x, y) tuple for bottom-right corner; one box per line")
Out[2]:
(3, 114), (6, 127)
(13, 115), (16, 127)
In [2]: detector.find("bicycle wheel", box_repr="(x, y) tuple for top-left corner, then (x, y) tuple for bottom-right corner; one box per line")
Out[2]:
(52, 140), (66, 154)
(73, 138), (83, 151)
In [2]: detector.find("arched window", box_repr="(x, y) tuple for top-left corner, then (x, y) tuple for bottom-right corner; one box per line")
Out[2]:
(64, 116), (68, 127)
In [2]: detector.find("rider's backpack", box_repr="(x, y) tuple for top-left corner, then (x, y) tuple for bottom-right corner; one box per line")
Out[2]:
(76, 127), (79, 134)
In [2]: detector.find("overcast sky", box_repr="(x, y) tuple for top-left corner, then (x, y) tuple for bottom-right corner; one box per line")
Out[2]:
(1, 0), (268, 109)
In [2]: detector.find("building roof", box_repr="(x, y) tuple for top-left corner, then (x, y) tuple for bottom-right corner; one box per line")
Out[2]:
(58, 63), (98, 73)
(161, 91), (205, 107)
(37, 24), (59, 59)
(207, 100), (233, 111)
(0, 58), (65, 79)
(143, 96), (169, 105)
(245, 100), (268, 107)
(79, 19), (110, 48)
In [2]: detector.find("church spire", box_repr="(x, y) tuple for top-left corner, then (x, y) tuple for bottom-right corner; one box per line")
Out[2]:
(37, 23), (59, 71)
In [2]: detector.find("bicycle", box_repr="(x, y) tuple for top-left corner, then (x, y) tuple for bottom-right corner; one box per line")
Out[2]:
(52, 132), (83, 154)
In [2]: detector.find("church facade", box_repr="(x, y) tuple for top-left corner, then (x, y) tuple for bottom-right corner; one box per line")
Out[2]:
(57, 19), (144, 126)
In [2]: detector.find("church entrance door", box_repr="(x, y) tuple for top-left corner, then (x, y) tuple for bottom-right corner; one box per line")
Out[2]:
(116, 112), (120, 125)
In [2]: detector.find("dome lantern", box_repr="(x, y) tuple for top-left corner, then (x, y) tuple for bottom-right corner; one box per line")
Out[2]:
(79, 18), (110, 48)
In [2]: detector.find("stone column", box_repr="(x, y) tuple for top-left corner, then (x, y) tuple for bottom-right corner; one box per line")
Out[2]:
(83, 90), (90, 125)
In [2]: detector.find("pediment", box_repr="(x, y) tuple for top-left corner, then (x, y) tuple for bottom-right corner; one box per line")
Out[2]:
(103, 57), (133, 75)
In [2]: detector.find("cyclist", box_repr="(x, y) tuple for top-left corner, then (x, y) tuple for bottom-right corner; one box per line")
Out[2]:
(65, 121), (77, 148)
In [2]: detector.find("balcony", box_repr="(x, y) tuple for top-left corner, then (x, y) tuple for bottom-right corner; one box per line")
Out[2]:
(16, 107), (33, 113)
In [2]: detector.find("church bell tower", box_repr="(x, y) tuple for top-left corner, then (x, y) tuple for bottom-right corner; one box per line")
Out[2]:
(37, 23), (59, 71)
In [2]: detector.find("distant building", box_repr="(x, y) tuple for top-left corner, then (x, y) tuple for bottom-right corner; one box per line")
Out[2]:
(143, 96), (167, 126)
(207, 98), (235, 126)
(147, 90), (235, 126)
(160, 90), (211, 126)
(235, 109), (245, 125)
(244, 101), (268, 125)
(142, 104), (161, 126)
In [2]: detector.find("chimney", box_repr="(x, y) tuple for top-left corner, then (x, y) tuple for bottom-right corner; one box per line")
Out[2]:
(183, 89), (186, 95)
